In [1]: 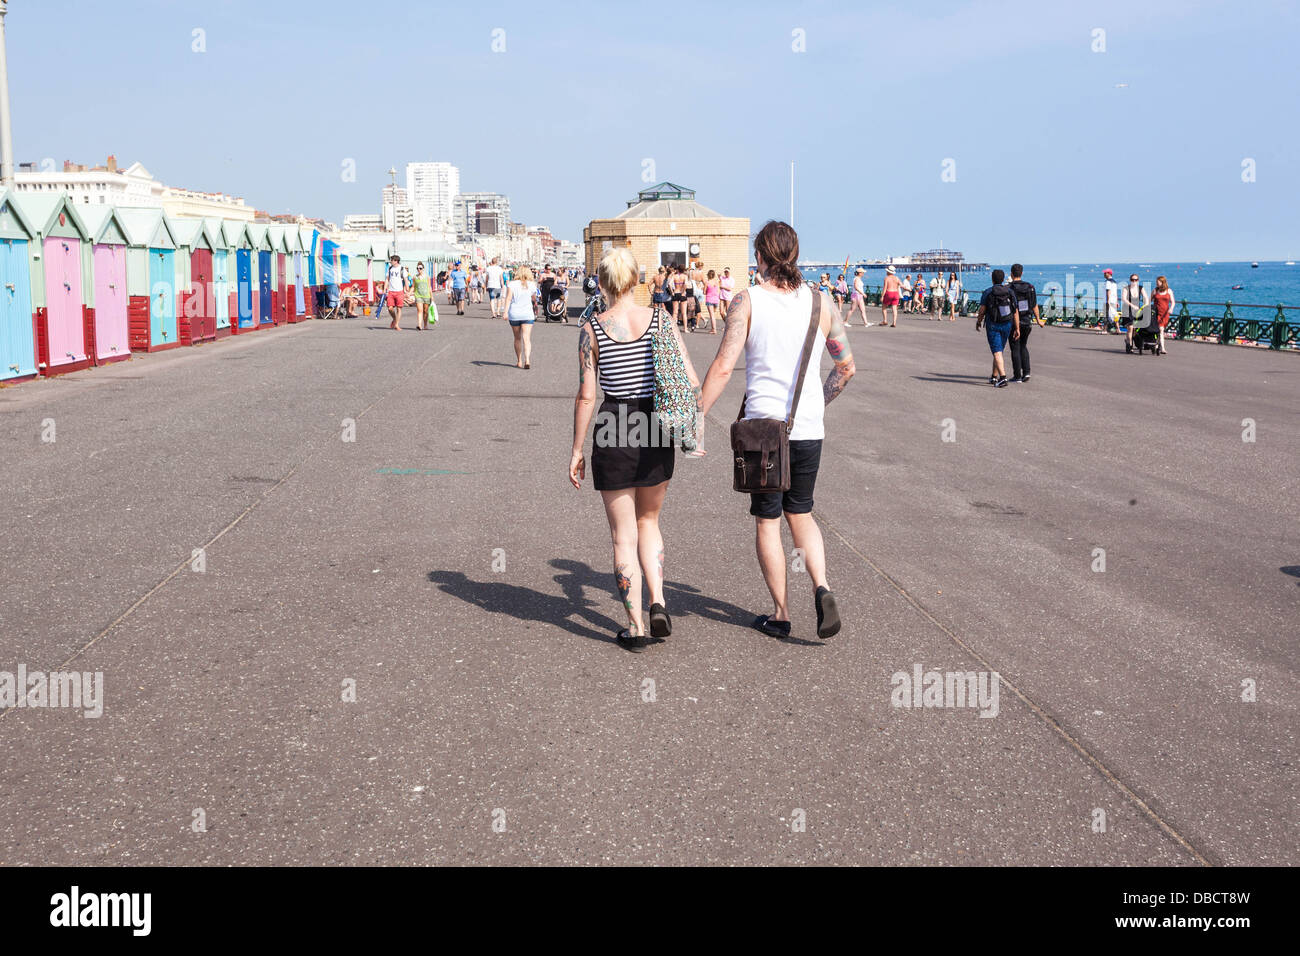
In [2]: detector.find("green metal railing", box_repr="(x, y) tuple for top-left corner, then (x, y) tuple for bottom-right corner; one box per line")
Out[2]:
(823, 282), (1300, 351)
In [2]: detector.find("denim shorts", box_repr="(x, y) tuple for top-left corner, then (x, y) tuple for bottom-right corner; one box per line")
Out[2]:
(986, 321), (1013, 353)
(749, 439), (823, 519)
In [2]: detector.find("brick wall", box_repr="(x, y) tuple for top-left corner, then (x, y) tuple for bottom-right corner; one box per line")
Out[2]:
(585, 217), (750, 306)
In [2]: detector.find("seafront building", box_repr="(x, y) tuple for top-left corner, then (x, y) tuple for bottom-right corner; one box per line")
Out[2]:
(584, 182), (749, 305)
(453, 191), (510, 238)
(405, 162), (459, 233)
(12, 155), (255, 222)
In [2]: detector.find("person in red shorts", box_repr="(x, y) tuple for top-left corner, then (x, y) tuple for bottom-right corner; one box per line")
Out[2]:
(384, 255), (408, 331)
(879, 265), (901, 327)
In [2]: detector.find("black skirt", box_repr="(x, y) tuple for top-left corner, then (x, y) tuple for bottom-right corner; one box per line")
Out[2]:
(591, 397), (675, 491)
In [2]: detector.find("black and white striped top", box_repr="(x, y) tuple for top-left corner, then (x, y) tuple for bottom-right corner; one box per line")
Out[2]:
(591, 309), (658, 400)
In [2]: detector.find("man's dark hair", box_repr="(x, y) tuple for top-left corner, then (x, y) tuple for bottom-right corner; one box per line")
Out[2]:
(1010, 263), (1023, 278)
(992, 268), (1005, 284)
(753, 220), (801, 290)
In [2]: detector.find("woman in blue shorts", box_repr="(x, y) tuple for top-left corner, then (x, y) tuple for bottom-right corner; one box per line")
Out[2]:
(502, 265), (537, 368)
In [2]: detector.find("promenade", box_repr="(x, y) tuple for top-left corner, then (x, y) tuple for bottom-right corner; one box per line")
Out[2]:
(0, 292), (1295, 866)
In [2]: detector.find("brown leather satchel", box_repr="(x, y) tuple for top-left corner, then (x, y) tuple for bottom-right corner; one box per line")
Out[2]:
(730, 291), (822, 493)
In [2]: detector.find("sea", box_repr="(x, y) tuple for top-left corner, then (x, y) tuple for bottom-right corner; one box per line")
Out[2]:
(799, 261), (1300, 318)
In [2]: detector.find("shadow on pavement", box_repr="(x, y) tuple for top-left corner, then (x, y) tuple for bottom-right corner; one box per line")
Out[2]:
(428, 560), (819, 650)
(1281, 565), (1300, 585)
(912, 372), (992, 385)
(427, 569), (625, 648)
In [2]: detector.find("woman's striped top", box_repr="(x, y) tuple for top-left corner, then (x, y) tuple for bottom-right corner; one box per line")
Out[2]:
(591, 309), (658, 400)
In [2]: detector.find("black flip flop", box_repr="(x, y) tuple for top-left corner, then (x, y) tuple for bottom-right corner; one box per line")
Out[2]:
(815, 587), (841, 639)
(649, 603), (671, 638)
(615, 628), (643, 649)
(752, 614), (791, 638)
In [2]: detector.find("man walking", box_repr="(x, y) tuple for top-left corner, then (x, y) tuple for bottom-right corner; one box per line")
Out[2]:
(1102, 268), (1120, 333)
(384, 254), (408, 330)
(1007, 263), (1040, 382)
(698, 221), (856, 640)
(974, 268), (1019, 387)
(450, 260), (468, 315)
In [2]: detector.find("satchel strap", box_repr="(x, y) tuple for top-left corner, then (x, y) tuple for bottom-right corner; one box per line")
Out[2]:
(785, 291), (822, 433)
(735, 288), (823, 432)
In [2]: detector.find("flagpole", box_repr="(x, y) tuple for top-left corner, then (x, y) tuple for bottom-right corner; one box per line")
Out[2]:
(789, 161), (795, 227)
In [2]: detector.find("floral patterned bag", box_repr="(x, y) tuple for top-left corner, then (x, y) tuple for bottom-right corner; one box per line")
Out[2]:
(650, 307), (699, 451)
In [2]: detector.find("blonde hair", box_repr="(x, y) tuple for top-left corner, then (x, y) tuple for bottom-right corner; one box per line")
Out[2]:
(598, 247), (639, 303)
(516, 265), (533, 282)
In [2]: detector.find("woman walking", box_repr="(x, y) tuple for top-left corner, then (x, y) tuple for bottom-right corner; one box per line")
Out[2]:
(702, 269), (721, 333)
(502, 265), (537, 368)
(1152, 275), (1174, 355)
(569, 248), (702, 647)
(846, 266), (872, 327)
(670, 263), (690, 331)
(411, 262), (434, 330)
(946, 272), (962, 321)
(719, 267), (735, 318)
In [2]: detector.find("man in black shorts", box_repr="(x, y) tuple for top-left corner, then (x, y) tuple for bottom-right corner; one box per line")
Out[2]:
(697, 221), (856, 640)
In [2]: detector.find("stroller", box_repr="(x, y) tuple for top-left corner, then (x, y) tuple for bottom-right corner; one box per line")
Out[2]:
(540, 277), (568, 322)
(1129, 308), (1162, 355)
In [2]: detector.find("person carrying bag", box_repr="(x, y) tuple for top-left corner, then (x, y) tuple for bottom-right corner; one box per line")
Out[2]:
(650, 305), (702, 453)
(730, 293), (820, 492)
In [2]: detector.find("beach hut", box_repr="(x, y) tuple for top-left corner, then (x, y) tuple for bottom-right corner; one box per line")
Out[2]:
(280, 227), (305, 322)
(172, 218), (220, 345)
(10, 193), (95, 376)
(118, 207), (181, 353)
(222, 221), (256, 335)
(246, 224), (274, 329)
(0, 188), (38, 383)
(77, 205), (132, 365)
(297, 226), (316, 318)
(267, 226), (291, 325)
(205, 218), (233, 338)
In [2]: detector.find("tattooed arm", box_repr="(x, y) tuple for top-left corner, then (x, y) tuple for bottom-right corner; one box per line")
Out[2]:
(821, 291), (856, 405)
(698, 289), (750, 416)
(570, 321), (598, 488)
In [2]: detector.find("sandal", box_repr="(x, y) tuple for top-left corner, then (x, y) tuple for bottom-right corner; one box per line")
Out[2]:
(752, 614), (791, 638)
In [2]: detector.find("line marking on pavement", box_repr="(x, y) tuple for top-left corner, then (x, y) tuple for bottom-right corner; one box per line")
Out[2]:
(815, 512), (1213, 867)
(1, 337), (458, 724)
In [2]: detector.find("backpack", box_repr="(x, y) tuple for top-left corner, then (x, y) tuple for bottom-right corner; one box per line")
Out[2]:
(1010, 279), (1035, 318)
(986, 284), (1016, 323)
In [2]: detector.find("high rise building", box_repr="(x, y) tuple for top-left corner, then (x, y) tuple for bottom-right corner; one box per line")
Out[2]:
(382, 184), (415, 232)
(405, 162), (460, 232)
(452, 191), (511, 237)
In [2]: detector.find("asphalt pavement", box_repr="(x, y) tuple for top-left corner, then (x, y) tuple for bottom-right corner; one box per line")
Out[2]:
(0, 291), (1295, 865)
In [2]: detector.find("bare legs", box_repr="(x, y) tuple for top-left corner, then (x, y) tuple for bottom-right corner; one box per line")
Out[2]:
(601, 482), (668, 638)
(755, 512), (829, 622)
(520, 322), (533, 367)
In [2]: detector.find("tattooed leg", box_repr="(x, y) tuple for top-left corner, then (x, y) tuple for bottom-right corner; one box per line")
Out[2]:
(614, 562), (642, 636)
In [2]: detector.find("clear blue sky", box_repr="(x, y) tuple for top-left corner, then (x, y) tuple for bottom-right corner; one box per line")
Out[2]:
(9, 0), (1298, 261)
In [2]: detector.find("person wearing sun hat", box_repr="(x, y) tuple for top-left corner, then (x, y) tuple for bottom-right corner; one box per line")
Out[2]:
(1102, 268), (1120, 333)
(879, 265), (901, 327)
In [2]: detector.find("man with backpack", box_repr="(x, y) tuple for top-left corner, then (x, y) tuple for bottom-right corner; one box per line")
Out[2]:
(974, 268), (1019, 387)
(384, 255), (408, 331)
(1007, 263), (1041, 382)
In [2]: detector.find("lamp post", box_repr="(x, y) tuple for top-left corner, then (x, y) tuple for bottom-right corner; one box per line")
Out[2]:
(0, 1), (14, 185)
(387, 166), (397, 257)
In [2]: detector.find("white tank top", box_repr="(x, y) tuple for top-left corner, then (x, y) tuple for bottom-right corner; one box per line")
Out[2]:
(743, 284), (826, 441)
